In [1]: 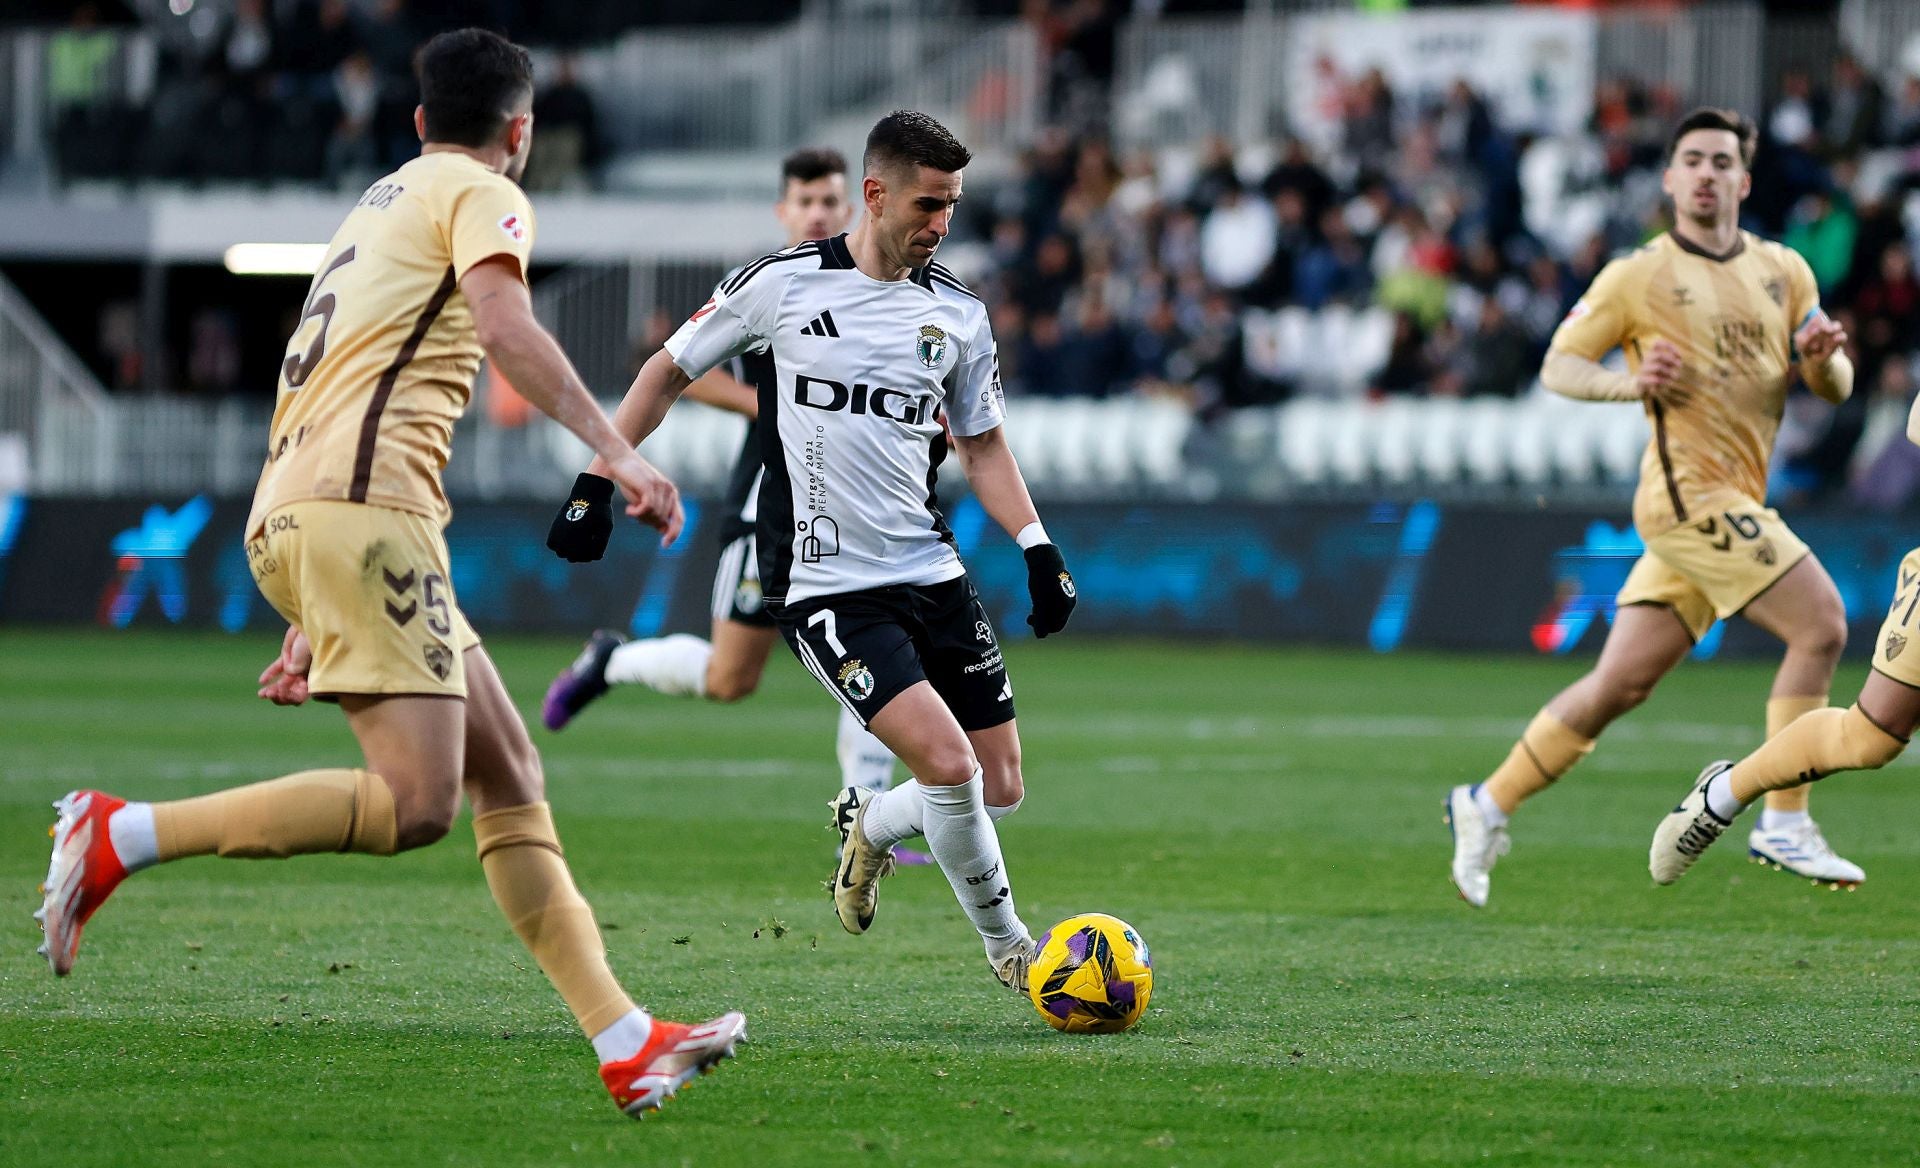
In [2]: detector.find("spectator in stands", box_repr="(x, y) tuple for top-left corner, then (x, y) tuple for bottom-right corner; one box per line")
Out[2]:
(524, 55), (602, 191)
(1848, 357), (1920, 510)
(1824, 54), (1884, 157)
(1783, 188), (1858, 294)
(1847, 240), (1920, 376)
(1199, 175), (1276, 292)
(47, 3), (115, 114)
(324, 51), (381, 188)
(1883, 74), (1920, 147)
(1342, 67), (1396, 170)
(1293, 206), (1372, 310)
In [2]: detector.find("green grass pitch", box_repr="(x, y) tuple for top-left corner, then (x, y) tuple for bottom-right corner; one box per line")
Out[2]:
(2, 628), (1918, 1166)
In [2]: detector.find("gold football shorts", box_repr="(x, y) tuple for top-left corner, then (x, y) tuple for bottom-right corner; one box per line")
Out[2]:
(246, 500), (479, 699)
(1871, 547), (1920, 689)
(1616, 497), (1809, 642)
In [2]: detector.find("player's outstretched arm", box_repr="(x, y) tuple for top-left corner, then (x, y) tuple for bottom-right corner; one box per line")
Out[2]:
(954, 425), (1077, 637)
(1543, 341), (1689, 405)
(462, 258), (683, 550)
(594, 348), (695, 465)
(542, 348), (694, 561)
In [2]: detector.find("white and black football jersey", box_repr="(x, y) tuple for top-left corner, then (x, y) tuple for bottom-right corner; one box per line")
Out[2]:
(663, 233), (1004, 606)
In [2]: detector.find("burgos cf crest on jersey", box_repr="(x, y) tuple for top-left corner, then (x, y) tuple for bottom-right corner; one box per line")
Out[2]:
(916, 324), (948, 368)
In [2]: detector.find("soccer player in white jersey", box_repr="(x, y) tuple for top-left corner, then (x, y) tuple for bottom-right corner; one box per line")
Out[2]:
(541, 149), (922, 854)
(554, 110), (1079, 991)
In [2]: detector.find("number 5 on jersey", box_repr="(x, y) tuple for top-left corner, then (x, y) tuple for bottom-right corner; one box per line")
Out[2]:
(283, 246), (357, 389)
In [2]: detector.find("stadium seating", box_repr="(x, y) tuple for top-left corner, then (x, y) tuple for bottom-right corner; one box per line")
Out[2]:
(1240, 306), (1396, 397)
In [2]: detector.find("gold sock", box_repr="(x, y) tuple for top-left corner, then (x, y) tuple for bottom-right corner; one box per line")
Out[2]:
(1728, 705), (1906, 804)
(1482, 709), (1595, 814)
(153, 768), (396, 860)
(1760, 696), (1827, 814)
(474, 802), (635, 1038)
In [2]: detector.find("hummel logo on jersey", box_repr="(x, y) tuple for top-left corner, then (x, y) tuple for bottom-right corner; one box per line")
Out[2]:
(800, 310), (841, 338)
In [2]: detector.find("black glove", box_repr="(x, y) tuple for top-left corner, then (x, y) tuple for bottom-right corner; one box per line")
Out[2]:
(546, 472), (615, 563)
(1024, 543), (1077, 638)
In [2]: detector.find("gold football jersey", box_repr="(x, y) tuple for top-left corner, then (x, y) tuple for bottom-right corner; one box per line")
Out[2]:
(247, 151), (536, 536)
(1550, 231), (1820, 536)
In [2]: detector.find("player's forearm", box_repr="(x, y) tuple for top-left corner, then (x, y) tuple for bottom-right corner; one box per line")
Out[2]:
(1541, 351), (1639, 402)
(954, 429), (1041, 540)
(682, 370), (759, 420)
(1803, 350), (1854, 405)
(589, 349), (693, 476)
(480, 319), (631, 466)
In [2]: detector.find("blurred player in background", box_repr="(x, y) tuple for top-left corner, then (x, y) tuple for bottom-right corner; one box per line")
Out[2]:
(542, 148), (926, 860)
(1650, 387), (1920, 884)
(1446, 107), (1859, 905)
(36, 29), (743, 1117)
(552, 110), (1078, 992)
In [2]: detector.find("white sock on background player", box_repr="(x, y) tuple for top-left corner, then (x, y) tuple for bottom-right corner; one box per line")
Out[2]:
(837, 708), (896, 793)
(920, 770), (1028, 950)
(1757, 808), (1809, 831)
(604, 634), (710, 698)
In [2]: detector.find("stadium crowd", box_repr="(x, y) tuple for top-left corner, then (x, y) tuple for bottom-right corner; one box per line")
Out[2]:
(33, 4), (1920, 505)
(965, 55), (1920, 507)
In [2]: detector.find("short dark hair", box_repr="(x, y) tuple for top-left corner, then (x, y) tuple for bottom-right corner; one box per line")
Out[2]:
(418, 29), (533, 149)
(1668, 106), (1757, 168)
(780, 147), (847, 192)
(863, 110), (971, 180)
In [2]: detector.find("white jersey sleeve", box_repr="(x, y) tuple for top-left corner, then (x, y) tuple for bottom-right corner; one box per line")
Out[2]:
(944, 305), (1006, 438)
(663, 249), (800, 380)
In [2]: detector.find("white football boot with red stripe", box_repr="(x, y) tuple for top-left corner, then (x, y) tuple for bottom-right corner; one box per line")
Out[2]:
(598, 1012), (747, 1117)
(37, 790), (133, 976)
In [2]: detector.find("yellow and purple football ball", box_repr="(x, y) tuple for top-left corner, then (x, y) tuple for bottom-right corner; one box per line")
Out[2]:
(1027, 913), (1153, 1033)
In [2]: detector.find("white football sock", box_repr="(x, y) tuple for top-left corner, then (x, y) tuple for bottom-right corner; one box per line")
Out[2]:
(859, 778), (926, 850)
(603, 634), (710, 698)
(1471, 784), (1508, 829)
(1758, 808), (1810, 832)
(1704, 771), (1747, 822)
(589, 1007), (655, 1064)
(921, 770), (1027, 948)
(108, 801), (159, 873)
(985, 797), (1022, 821)
(837, 708), (896, 793)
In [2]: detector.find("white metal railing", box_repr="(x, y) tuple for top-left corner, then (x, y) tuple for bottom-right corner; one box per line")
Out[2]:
(0, 267), (112, 492)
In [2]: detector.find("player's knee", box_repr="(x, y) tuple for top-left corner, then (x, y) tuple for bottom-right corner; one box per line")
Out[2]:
(917, 745), (981, 787)
(983, 768), (1029, 810)
(979, 753), (1023, 808)
(1596, 672), (1659, 716)
(1793, 609), (1848, 666)
(392, 781), (460, 851)
(1843, 708), (1905, 771)
(704, 668), (761, 704)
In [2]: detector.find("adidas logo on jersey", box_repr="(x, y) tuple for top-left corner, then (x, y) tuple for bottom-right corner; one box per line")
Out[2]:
(800, 310), (840, 338)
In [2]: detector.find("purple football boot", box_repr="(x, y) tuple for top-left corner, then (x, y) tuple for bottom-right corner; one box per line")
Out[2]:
(542, 629), (626, 731)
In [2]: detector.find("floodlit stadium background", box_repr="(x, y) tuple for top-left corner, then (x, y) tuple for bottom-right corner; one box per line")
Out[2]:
(0, 0), (1915, 655)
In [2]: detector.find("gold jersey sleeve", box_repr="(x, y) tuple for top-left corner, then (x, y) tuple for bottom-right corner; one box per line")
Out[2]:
(246, 152), (536, 537)
(1547, 231), (1816, 536)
